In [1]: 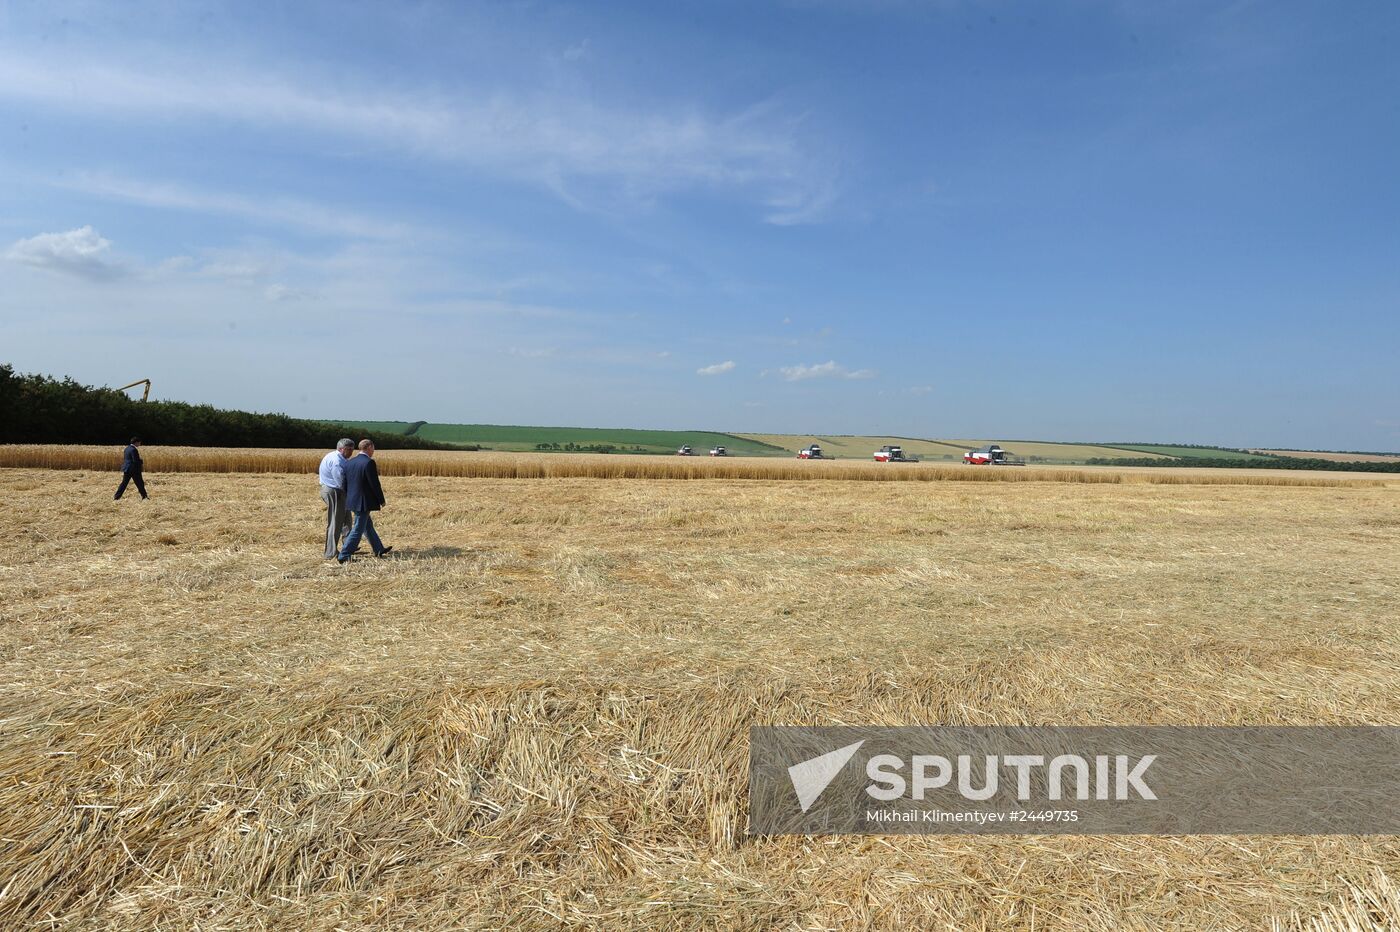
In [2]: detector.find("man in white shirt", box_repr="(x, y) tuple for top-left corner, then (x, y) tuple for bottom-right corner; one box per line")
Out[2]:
(319, 438), (356, 559)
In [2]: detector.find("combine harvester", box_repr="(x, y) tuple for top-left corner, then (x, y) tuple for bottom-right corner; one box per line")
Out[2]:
(796, 443), (827, 459)
(873, 444), (920, 463)
(963, 444), (1025, 466)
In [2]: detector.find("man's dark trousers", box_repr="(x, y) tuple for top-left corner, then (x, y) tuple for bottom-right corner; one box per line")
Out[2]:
(114, 472), (147, 500)
(341, 511), (384, 558)
(115, 444), (147, 500)
(338, 453), (388, 559)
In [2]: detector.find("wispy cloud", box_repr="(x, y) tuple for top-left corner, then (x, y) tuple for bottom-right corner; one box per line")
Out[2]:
(200, 256), (281, 283)
(778, 360), (877, 381)
(0, 52), (837, 223)
(764, 173), (840, 226)
(697, 360), (737, 376)
(6, 226), (123, 281)
(60, 172), (409, 240)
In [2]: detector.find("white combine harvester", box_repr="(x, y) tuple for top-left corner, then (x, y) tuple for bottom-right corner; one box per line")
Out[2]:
(873, 444), (919, 463)
(963, 444), (1025, 465)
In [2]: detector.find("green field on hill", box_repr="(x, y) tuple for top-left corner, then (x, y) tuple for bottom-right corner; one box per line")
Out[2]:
(327, 422), (786, 455)
(1105, 444), (1274, 461)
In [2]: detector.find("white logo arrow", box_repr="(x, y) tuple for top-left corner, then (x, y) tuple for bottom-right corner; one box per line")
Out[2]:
(788, 740), (865, 812)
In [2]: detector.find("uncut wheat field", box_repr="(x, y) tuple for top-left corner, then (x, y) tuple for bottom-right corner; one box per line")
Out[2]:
(1, 460), (1398, 930)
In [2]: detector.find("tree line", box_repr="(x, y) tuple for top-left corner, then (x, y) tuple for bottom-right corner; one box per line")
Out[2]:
(534, 442), (652, 453)
(0, 364), (453, 450)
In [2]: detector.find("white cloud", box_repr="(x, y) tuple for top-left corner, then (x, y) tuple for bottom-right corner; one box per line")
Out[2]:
(264, 284), (313, 302)
(6, 226), (122, 280)
(778, 360), (877, 381)
(0, 52), (837, 223)
(697, 360), (736, 376)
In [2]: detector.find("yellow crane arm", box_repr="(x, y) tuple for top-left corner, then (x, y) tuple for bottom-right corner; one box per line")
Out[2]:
(117, 379), (152, 402)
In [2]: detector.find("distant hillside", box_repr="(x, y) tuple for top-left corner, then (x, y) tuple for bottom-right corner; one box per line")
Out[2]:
(1251, 449), (1400, 464)
(1103, 443), (1273, 461)
(331, 424), (1279, 464)
(335, 422), (787, 456)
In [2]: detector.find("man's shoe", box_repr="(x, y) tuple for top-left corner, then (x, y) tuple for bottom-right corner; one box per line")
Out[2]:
(375, 546), (394, 558)
(337, 555), (351, 564)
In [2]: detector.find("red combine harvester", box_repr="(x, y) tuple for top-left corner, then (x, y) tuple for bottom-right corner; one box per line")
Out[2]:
(964, 444), (1025, 466)
(796, 444), (826, 459)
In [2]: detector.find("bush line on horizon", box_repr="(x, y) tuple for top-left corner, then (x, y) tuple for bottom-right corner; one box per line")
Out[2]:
(0, 364), (453, 451)
(0, 445), (1382, 488)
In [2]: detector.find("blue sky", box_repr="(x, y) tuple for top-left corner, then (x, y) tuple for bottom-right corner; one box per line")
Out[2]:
(2, 0), (1397, 449)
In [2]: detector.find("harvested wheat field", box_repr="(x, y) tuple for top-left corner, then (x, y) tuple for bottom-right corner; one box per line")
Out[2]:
(2, 465), (1398, 930)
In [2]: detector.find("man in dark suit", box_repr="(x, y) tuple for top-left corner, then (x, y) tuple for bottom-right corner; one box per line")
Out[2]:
(114, 436), (148, 500)
(337, 439), (393, 562)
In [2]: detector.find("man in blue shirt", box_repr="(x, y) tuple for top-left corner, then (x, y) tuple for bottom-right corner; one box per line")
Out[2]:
(318, 438), (355, 558)
(337, 439), (393, 563)
(114, 436), (148, 500)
